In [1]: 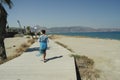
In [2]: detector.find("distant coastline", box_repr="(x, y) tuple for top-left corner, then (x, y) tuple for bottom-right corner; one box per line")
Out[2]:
(49, 31), (120, 40)
(47, 26), (120, 33)
(29, 25), (120, 40)
(32, 25), (120, 33)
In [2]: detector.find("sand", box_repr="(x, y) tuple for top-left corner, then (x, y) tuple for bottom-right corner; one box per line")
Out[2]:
(51, 35), (120, 80)
(4, 37), (30, 57)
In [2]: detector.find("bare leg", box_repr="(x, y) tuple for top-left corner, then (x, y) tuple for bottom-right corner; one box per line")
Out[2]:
(43, 52), (46, 61)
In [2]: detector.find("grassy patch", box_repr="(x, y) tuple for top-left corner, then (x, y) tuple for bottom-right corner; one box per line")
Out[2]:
(55, 41), (74, 52)
(26, 36), (31, 38)
(0, 39), (35, 65)
(15, 43), (29, 53)
(15, 39), (35, 54)
(27, 39), (35, 44)
(71, 54), (100, 80)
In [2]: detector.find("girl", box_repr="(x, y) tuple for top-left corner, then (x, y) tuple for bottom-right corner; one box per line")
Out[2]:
(38, 30), (48, 62)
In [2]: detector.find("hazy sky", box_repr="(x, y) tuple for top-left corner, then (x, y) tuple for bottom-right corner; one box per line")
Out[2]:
(5, 0), (120, 28)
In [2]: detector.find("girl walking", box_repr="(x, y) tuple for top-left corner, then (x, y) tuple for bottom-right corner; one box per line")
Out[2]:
(38, 30), (48, 62)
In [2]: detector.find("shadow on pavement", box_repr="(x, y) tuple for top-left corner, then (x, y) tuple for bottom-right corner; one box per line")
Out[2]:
(25, 47), (50, 52)
(25, 47), (39, 52)
(45, 55), (63, 62)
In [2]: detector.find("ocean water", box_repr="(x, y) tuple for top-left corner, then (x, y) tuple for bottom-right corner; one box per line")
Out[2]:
(49, 32), (120, 40)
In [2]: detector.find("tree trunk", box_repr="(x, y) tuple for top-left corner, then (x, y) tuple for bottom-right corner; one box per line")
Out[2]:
(0, 36), (7, 60)
(0, 24), (7, 60)
(0, 4), (7, 60)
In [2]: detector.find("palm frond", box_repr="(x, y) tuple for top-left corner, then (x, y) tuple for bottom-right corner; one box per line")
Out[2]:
(2, 0), (13, 9)
(0, 3), (7, 15)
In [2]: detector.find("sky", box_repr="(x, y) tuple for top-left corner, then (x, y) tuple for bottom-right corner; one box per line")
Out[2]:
(4, 0), (120, 28)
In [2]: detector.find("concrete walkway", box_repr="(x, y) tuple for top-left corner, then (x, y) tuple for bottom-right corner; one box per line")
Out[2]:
(0, 40), (77, 80)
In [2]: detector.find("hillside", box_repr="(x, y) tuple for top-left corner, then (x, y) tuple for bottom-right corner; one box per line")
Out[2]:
(31, 25), (120, 33)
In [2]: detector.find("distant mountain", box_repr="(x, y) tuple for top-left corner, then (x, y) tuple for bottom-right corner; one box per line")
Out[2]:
(48, 26), (120, 33)
(96, 28), (120, 32)
(31, 25), (120, 33)
(48, 26), (96, 33)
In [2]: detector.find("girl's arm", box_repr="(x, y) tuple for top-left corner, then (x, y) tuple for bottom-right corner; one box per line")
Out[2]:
(38, 36), (41, 42)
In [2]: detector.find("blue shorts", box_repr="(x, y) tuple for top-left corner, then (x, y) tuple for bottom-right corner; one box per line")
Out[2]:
(40, 42), (47, 54)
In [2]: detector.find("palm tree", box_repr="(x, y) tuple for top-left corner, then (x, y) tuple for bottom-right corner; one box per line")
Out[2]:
(0, 0), (13, 60)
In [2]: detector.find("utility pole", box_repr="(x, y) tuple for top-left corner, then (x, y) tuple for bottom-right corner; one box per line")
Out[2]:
(17, 20), (22, 33)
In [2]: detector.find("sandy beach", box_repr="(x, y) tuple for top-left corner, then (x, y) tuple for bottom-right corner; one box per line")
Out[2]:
(50, 35), (120, 80)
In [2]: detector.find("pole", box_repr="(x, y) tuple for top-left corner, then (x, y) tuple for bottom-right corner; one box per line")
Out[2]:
(17, 20), (22, 33)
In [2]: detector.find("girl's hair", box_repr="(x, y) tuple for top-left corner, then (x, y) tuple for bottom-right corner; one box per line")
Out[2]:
(41, 30), (46, 34)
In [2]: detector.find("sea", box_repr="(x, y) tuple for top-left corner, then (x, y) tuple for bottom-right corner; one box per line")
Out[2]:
(49, 31), (120, 40)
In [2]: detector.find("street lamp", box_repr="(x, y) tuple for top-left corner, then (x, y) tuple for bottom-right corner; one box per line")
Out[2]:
(34, 26), (37, 39)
